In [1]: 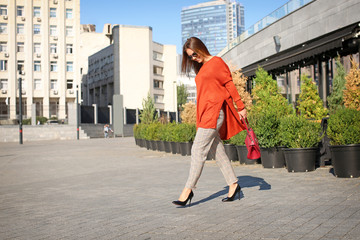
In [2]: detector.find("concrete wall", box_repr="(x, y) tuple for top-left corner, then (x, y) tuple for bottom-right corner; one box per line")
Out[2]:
(222, 0), (360, 69)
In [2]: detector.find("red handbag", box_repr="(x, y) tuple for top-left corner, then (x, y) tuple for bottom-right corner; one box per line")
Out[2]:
(242, 118), (261, 160)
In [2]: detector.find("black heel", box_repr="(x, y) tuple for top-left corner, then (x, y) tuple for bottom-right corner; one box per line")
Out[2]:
(222, 184), (241, 202)
(172, 191), (194, 207)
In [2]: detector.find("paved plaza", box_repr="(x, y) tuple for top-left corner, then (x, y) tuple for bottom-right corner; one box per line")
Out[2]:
(0, 138), (359, 240)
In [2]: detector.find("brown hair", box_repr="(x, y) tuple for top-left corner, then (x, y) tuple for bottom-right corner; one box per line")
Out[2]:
(181, 37), (211, 76)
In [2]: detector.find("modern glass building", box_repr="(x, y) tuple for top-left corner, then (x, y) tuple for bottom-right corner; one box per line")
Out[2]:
(181, 0), (244, 55)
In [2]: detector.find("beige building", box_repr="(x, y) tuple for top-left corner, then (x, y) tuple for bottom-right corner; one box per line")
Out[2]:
(85, 25), (177, 114)
(0, 0), (80, 120)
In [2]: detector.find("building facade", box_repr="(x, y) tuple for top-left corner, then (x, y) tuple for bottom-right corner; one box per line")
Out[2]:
(0, 0), (80, 120)
(84, 25), (177, 113)
(181, 0), (244, 55)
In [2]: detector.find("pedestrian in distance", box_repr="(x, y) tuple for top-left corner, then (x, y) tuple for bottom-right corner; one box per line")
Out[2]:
(172, 37), (247, 207)
(104, 124), (113, 138)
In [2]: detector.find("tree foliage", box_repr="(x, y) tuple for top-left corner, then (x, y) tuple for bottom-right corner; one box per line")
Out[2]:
(139, 92), (158, 124)
(180, 101), (196, 124)
(343, 57), (360, 111)
(232, 69), (252, 110)
(327, 58), (346, 114)
(177, 83), (188, 111)
(297, 74), (328, 120)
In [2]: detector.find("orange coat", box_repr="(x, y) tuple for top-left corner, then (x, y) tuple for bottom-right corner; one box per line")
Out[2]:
(195, 56), (245, 140)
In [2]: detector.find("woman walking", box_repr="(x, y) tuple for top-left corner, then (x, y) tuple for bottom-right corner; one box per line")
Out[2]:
(172, 37), (247, 207)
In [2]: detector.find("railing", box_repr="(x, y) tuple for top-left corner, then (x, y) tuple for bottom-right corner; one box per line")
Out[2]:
(218, 0), (314, 56)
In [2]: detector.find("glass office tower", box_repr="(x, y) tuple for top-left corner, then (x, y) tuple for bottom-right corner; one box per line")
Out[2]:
(181, 0), (244, 55)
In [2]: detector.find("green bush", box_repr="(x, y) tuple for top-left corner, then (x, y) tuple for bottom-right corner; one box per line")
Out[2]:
(143, 122), (161, 141)
(327, 108), (360, 145)
(279, 115), (322, 148)
(173, 123), (196, 142)
(229, 130), (247, 146)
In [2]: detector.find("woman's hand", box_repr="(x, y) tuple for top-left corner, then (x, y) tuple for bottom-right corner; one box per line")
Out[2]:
(238, 108), (247, 120)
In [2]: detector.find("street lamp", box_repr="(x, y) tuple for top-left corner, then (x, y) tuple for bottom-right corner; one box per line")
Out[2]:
(76, 84), (79, 140)
(18, 71), (23, 144)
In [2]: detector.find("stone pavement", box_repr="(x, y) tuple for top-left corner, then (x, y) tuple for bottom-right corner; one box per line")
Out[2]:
(0, 138), (359, 240)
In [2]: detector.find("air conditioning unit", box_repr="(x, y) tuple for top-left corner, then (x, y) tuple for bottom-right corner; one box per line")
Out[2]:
(53, 90), (58, 95)
(53, 36), (58, 41)
(21, 17), (25, 21)
(53, 54), (58, 59)
(3, 15), (8, 20)
(4, 52), (9, 57)
(37, 17), (41, 22)
(21, 90), (26, 95)
(53, 0), (58, 4)
(1, 89), (7, 94)
(36, 53), (41, 58)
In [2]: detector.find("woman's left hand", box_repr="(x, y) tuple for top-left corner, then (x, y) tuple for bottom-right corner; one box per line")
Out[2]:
(238, 108), (247, 120)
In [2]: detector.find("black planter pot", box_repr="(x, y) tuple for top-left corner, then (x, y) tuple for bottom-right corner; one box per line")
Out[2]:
(224, 144), (238, 161)
(330, 144), (360, 178)
(283, 147), (317, 172)
(170, 141), (178, 154)
(163, 141), (171, 153)
(157, 141), (165, 152)
(235, 145), (259, 164)
(175, 142), (182, 154)
(260, 147), (285, 168)
(145, 140), (151, 150)
(180, 142), (193, 156)
(134, 138), (138, 146)
(137, 139), (143, 148)
(150, 140), (157, 151)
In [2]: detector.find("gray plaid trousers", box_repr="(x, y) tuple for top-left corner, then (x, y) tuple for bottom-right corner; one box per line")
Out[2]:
(185, 110), (238, 189)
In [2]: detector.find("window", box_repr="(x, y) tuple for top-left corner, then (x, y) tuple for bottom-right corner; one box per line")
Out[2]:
(0, 23), (7, 34)
(67, 79), (73, 89)
(34, 43), (41, 53)
(17, 60), (24, 73)
(34, 24), (41, 34)
(153, 66), (163, 75)
(0, 42), (7, 52)
(66, 26), (73, 36)
(50, 8), (56, 18)
(153, 52), (163, 61)
(0, 5), (7, 15)
(50, 79), (57, 90)
(0, 60), (7, 71)
(154, 94), (163, 103)
(66, 44), (73, 54)
(17, 6), (24, 16)
(17, 42), (24, 52)
(66, 9), (73, 19)
(50, 62), (57, 72)
(34, 61), (41, 72)
(17, 24), (25, 34)
(0, 79), (7, 90)
(154, 80), (163, 89)
(34, 79), (41, 90)
(33, 6), (40, 17)
(66, 62), (73, 72)
(50, 25), (57, 36)
(50, 43), (57, 54)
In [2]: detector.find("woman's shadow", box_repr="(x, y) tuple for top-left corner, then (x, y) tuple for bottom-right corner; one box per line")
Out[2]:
(187, 175), (271, 207)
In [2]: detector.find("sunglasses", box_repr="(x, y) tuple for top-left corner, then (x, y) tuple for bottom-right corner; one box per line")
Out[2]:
(187, 52), (198, 60)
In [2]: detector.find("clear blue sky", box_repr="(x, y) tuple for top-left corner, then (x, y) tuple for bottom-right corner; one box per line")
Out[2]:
(81, 0), (289, 54)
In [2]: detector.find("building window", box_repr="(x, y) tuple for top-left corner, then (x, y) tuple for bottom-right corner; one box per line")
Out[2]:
(50, 62), (57, 72)
(153, 52), (163, 61)
(154, 80), (163, 89)
(50, 43), (57, 54)
(154, 94), (163, 103)
(17, 6), (24, 16)
(34, 61), (41, 72)
(50, 79), (57, 90)
(34, 79), (42, 90)
(50, 25), (57, 36)
(66, 9), (73, 19)
(66, 44), (73, 54)
(17, 24), (25, 34)
(0, 5), (7, 15)
(0, 42), (7, 52)
(0, 79), (8, 90)
(34, 24), (41, 34)
(17, 42), (24, 52)
(66, 26), (73, 36)
(50, 8), (56, 18)
(0, 60), (7, 71)
(153, 66), (163, 75)
(34, 43), (41, 53)
(66, 62), (73, 72)
(0, 23), (7, 34)
(17, 60), (24, 73)
(67, 79), (73, 89)
(33, 6), (40, 17)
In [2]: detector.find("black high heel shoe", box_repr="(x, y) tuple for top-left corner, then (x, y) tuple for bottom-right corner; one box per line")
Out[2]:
(222, 184), (241, 202)
(172, 191), (194, 207)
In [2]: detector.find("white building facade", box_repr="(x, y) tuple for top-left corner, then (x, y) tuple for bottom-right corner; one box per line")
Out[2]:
(0, 0), (80, 120)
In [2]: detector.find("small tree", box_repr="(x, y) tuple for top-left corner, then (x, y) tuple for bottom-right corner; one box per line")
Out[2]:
(327, 58), (346, 114)
(343, 57), (360, 111)
(180, 101), (196, 124)
(232, 69), (252, 110)
(177, 83), (188, 111)
(139, 92), (158, 124)
(297, 75), (328, 120)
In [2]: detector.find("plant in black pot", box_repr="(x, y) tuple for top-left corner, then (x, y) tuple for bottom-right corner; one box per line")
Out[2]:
(229, 130), (251, 164)
(327, 108), (360, 178)
(279, 115), (322, 172)
(174, 123), (196, 156)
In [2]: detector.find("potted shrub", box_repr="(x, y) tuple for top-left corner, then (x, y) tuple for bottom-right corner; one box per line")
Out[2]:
(229, 130), (252, 164)
(175, 123), (196, 156)
(223, 139), (238, 161)
(279, 115), (322, 172)
(327, 108), (360, 178)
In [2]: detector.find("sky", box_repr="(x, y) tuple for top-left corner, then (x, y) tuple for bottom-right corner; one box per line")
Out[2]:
(80, 0), (290, 54)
